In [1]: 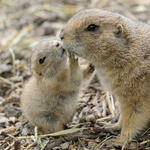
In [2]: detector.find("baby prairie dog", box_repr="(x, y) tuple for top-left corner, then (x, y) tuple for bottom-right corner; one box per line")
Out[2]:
(59, 9), (150, 142)
(21, 40), (95, 133)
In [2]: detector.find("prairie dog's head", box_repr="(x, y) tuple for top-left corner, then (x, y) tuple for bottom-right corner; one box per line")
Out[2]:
(59, 9), (132, 66)
(31, 40), (67, 78)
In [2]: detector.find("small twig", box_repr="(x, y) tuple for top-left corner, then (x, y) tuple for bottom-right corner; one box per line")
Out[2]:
(35, 126), (38, 140)
(11, 26), (31, 47)
(86, 93), (96, 96)
(0, 76), (15, 86)
(142, 127), (150, 136)
(68, 122), (87, 128)
(18, 136), (35, 140)
(0, 30), (18, 53)
(94, 136), (113, 149)
(140, 139), (150, 145)
(110, 95), (115, 110)
(5, 141), (15, 150)
(96, 116), (111, 122)
(7, 133), (17, 139)
(106, 91), (114, 117)
(25, 141), (37, 150)
(78, 138), (86, 149)
(9, 48), (16, 76)
(0, 97), (5, 106)
(0, 108), (4, 113)
(26, 5), (62, 14)
(121, 139), (128, 150)
(40, 140), (49, 150)
(0, 76), (19, 88)
(102, 97), (107, 117)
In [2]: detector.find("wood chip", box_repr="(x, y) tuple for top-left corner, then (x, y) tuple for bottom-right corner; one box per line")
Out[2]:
(0, 126), (16, 134)
(60, 142), (69, 149)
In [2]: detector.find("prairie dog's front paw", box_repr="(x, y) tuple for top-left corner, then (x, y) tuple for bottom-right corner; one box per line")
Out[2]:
(68, 52), (78, 67)
(88, 64), (95, 73)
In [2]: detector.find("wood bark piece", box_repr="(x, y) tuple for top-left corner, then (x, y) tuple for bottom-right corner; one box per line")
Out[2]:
(0, 126), (16, 134)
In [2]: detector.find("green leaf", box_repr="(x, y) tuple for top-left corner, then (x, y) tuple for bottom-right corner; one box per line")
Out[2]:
(39, 128), (85, 138)
(18, 128), (86, 140)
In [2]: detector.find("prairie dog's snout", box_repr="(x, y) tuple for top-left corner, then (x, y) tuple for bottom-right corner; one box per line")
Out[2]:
(51, 40), (66, 56)
(52, 40), (60, 47)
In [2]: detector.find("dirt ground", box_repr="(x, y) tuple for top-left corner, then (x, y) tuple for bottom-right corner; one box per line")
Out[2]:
(1, 0), (150, 149)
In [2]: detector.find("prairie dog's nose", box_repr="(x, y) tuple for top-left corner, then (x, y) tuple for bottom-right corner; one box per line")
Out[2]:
(59, 29), (64, 41)
(52, 40), (60, 47)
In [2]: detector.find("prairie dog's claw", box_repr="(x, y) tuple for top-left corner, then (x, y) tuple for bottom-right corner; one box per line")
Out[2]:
(68, 52), (78, 64)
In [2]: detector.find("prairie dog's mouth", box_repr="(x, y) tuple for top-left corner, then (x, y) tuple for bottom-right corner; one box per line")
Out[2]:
(61, 48), (66, 57)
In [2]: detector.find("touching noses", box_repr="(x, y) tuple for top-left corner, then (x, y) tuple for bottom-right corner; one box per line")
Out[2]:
(59, 29), (64, 41)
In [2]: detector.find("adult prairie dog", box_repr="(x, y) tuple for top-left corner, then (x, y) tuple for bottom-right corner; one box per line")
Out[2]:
(59, 9), (150, 142)
(21, 40), (95, 133)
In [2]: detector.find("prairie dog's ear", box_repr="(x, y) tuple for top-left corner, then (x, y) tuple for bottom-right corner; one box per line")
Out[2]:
(115, 24), (124, 37)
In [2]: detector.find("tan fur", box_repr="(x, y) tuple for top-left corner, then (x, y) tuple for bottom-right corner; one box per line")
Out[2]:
(21, 40), (95, 133)
(59, 9), (150, 142)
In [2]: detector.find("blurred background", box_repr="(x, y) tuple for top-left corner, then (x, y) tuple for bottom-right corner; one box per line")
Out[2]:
(1, 0), (150, 101)
(0, 0), (150, 149)
(1, 0), (150, 96)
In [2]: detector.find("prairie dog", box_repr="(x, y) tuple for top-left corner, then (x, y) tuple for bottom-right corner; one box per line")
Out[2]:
(21, 40), (95, 133)
(59, 9), (150, 142)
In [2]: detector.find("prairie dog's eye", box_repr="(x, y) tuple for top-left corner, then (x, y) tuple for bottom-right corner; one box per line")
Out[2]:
(39, 56), (46, 64)
(85, 24), (99, 31)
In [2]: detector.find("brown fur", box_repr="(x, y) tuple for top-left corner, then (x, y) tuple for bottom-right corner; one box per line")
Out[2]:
(21, 40), (95, 133)
(59, 9), (150, 142)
